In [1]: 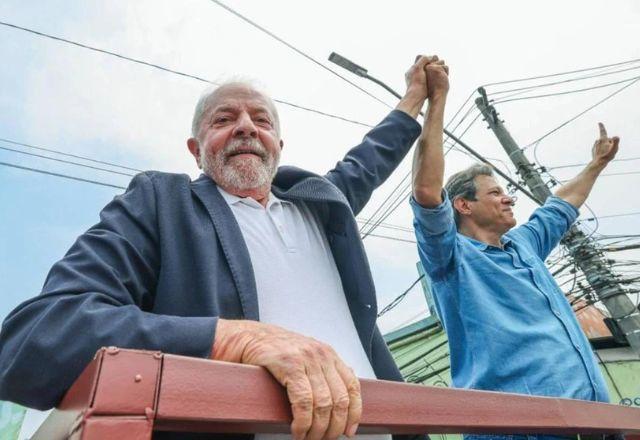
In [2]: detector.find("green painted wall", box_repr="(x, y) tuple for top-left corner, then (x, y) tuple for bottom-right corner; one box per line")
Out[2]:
(599, 360), (640, 406)
(0, 401), (26, 440)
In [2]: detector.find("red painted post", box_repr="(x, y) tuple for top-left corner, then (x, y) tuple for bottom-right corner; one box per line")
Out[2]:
(32, 347), (161, 439)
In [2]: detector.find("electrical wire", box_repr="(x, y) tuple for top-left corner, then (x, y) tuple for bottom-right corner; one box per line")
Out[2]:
(362, 233), (416, 244)
(358, 77), (527, 240)
(385, 308), (431, 333)
(445, 90), (478, 132)
(361, 110), (500, 241)
(208, 0), (392, 110)
(358, 171), (413, 236)
(210, 0), (472, 239)
(482, 76), (640, 319)
(0, 145), (135, 177)
(0, 161), (127, 189)
(4, 17), (639, 339)
(356, 218), (414, 233)
(485, 62), (640, 108)
(525, 76), (640, 148)
(377, 274), (425, 317)
(481, 57), (640, 88)
(489, 62), (640, 97)
(583, 211), (640, 221)
(360, 96), (486, 238)
(493, 74), (640, 105)
(599, 171), (640, 178)
(481, 61), (640, 251)
(0, 137), (143, 172)
(488, 70), (640, 251)
(0, 148), (421, 245)
(547, 156), (640, 170)
(358, 84), (513, 239)
(594, 350), (624, 401)
(362, 191), (410, 239)
(0, 21), (373, 128)
(576, 203), (600, 243)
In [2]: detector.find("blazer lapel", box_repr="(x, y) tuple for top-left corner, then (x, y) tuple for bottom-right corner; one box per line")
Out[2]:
(191, 175), (259, 321)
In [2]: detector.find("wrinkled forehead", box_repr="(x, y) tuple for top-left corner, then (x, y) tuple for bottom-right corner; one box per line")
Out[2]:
(206, 85), (278, 119)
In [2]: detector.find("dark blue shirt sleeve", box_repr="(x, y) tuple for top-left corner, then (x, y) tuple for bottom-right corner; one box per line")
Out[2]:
(410, 190), (458, 280)
(508, 196), (579, 260)
(325, 109), (420, 216)
(0, 173), (216, 410)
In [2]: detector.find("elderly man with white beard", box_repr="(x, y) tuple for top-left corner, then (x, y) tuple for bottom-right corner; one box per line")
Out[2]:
(0, 56), (439, 440)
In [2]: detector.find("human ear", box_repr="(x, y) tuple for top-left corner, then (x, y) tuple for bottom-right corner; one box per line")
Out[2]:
(454, 198), (472, 216)
(187, 138), (202, 168)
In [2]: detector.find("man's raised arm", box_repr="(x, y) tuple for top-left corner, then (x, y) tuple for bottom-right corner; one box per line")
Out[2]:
(411, 57), (449, 207)
(324, 56), (434, 215)
(555, 122), (620, 208)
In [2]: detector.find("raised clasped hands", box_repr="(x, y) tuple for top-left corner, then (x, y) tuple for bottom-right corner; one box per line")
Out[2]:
(404, 54), (449, 101)
(424, 55), (449, 100)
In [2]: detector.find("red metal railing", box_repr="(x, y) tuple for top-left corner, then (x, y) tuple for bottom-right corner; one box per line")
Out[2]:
(33, 347), (640, 439)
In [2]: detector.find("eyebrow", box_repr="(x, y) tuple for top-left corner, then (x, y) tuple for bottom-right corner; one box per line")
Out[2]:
(211, 105), (236, 114)
(211, 105), (273, 116)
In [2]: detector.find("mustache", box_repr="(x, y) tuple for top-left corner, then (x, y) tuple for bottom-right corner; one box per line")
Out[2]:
(223, 138), (267, 160)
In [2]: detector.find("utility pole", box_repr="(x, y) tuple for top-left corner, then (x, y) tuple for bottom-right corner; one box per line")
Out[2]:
(475, 87), (640, 357)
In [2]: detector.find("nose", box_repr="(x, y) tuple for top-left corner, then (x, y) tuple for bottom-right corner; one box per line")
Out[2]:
(232, 112), (258, 138)
(504, 194), (517, 206)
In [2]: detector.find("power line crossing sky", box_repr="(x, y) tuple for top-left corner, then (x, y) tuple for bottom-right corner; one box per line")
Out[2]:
(1, 0), (639, 335)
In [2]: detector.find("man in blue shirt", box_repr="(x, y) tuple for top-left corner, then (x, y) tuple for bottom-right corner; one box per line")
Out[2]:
(410, 58), (620, 439)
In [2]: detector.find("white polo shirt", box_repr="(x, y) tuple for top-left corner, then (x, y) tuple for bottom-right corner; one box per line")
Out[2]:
(219, 188), (389, 440)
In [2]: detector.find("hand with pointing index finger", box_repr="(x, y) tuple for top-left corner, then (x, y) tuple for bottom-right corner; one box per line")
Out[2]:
(592, 122), (620, 166)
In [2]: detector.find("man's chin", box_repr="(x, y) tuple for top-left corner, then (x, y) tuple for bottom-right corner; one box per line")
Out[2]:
(208, 164), (271, 191)
(495, 215), (517, 233)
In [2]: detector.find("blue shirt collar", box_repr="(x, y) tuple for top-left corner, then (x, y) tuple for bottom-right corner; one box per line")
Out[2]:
(460, 233), (513, 251)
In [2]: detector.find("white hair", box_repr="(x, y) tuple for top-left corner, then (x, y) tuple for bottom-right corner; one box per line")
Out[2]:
(190, 80), (280, 139)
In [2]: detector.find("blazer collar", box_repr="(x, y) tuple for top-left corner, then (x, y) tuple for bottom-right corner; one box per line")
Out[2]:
(272, 166), (350, 207)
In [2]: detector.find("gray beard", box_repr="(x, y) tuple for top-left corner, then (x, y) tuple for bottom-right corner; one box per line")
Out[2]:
(201, 138), (279, 191)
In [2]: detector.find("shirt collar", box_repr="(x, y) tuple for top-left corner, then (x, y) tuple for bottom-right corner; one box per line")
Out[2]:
(461, 234), (512, 251)
(217, 186), (290, 209)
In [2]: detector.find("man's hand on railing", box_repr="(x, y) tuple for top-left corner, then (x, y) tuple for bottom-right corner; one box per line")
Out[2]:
(212, 319), (362, 440)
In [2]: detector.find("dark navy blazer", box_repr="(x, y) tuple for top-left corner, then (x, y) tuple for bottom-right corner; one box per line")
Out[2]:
(0, 110), (422, 438)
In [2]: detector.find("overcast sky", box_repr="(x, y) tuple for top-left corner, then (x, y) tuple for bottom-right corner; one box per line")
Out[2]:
(1, 0), (639, 341)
